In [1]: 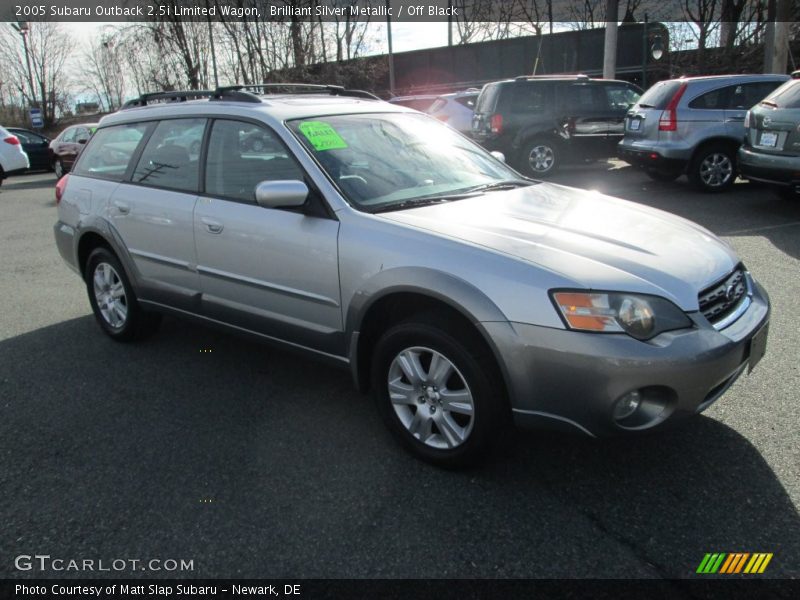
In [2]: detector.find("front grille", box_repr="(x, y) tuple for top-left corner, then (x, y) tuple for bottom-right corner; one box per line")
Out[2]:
(698, 266), (748, 326)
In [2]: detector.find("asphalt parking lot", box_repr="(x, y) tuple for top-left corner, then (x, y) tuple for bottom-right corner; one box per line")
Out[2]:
(1, 165), (798, 580)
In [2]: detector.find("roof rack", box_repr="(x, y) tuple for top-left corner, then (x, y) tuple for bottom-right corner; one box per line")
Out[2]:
(121, 83), (380, 110)
(122, 90), (215, 109)
(216, 83), (380, 100)
(514, 73), (591, 81)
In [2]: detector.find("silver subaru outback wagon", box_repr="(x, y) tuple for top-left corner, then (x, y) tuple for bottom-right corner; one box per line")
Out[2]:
(54, 85), (770, 467)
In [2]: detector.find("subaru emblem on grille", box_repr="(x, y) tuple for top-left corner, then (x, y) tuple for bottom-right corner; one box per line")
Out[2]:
(725, 285), (736, 302)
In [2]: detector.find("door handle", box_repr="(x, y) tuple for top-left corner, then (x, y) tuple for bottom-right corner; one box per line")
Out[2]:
(726, 116), (745, 122)
(201, 217), (224, 234)
(113, 200), (130, 214)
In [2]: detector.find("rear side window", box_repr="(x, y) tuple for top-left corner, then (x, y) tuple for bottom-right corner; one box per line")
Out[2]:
(511, 82), (549, 113)
(763, 80), (800, 109)
(72, 123), (150, 182)
(727, 81), (785, 109)
(475, 84), (502, 113)
(565, 84), (606, 111)
(689, 87), (729, 110)
(604, 84), (641, 110)
(205, 119), (303, 203)
(60, 128), (77, 143)
(132, 119), (206, 192)
(637, 80), (683, 110)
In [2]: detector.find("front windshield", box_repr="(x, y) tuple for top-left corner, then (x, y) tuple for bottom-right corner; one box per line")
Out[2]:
(288, 112), (528, 212)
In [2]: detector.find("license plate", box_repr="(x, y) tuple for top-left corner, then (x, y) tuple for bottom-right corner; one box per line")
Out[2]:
(748, 321), (769, 373)
(629, 118), (640, 131)
(759, 131), (777, 147)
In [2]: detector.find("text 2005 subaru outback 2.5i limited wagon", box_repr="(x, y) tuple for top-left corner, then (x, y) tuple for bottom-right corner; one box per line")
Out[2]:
(54, 85), (770, 467)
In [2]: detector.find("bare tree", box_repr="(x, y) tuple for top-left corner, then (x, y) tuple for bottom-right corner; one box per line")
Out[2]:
(683, 0), (720, 70)
(80, 29), (126, 111)
(0, 22), (71, 126)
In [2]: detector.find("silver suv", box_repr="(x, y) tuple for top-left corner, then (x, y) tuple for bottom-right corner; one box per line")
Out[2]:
(619, 74), (789, 191)
(54, 84), (770, 467)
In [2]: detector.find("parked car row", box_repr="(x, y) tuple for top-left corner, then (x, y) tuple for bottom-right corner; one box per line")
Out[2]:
(0, 122), (99, 187)
(393, 71), (798, 199)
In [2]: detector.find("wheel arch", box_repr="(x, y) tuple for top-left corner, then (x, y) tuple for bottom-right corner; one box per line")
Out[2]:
(75, 220), (140, 285)
(689, 136), (741, 166)
(345, 269), (512, 401)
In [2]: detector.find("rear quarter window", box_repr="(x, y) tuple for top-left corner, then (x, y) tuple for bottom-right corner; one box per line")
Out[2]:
(71, 123), (150, 182)
(689, 87), (729, 110)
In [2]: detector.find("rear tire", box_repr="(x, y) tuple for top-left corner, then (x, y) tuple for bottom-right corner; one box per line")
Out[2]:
(519, 138), (560, 178)
(85, 247), (161, 342)
(371, 314), (506, 468)
(54, 159), (64, 180)
(688, 144), (736, 192)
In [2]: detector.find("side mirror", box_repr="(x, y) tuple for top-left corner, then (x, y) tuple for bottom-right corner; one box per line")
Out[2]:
(255, 180), (308, 209)
(77, 138), (88, 144)
(490, 150), (506, 163)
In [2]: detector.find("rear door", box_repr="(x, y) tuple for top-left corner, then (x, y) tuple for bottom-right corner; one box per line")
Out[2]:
(108, 118), (206, 310)
(561, 82), (637, 156)
(194, 118), (342, 353)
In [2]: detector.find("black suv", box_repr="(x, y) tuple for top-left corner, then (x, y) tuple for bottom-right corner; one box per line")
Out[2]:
(472, 75), (642, 176)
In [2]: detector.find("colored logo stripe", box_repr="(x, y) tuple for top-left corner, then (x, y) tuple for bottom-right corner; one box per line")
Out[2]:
(697, 553), (773, 574)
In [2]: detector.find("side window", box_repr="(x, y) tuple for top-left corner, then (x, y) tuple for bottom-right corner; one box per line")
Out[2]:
(75, 127), (91, 143)
(132, 119), (206, 192)
(689, 87), (730, 110)
(605, 85), (641, 110)
(739, 81), (784, 109)
(60, 128), (76, 143)
(72, 123), (150, 181)
(566, 84), (606, 111)
(205, 119), (303, 203)
(512, 83), (548, 113)
(13, 131), (33, 144)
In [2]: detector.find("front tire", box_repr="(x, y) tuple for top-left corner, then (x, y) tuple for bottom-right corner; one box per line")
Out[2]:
(689, 144), (736, 192)
(520, 138), (560, 177)
(371, 316), (505, 467)
(85, 247), (160, 342)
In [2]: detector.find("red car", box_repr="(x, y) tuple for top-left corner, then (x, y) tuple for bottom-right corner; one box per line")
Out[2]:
(49, 123), (98, 178)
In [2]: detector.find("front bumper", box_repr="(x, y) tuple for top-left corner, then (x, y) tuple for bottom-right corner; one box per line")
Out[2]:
(485, 278), (770, 437)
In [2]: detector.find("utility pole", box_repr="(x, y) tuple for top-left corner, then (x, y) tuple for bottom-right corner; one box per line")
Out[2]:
(603, 0), (619, 79)
(206, 1), (218, 88)
(11, 21), (36, 109)
(447, 0), (452, 46)
(763, 0), (776, 73)
(386, 0), (395, 94)
(771, 0), (790, 74)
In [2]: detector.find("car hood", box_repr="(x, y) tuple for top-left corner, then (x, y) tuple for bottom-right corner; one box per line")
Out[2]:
(378, 183), (739, 310)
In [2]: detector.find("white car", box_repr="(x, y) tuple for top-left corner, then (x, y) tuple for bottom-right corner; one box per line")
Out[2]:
(0, 125), (30, 187)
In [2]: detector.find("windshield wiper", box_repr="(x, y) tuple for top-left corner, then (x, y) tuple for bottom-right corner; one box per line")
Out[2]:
(465, 179), (535, 193)
(371, 192), (480, 213)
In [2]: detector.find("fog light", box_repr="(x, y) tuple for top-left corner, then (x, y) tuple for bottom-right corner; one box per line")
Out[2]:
(613, 390), (641, 420)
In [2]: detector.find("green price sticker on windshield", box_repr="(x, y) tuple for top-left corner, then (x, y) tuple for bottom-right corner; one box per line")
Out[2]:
(299, 121), (348, 151)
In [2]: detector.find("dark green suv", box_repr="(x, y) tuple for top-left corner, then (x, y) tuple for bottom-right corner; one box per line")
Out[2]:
(739, 75), (800, 199)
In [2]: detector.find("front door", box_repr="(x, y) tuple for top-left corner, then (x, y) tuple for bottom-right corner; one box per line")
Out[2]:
(194, 119), (342, 354)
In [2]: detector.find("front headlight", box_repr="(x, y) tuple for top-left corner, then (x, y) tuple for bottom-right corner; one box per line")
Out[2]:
(550, 291), (692, 340)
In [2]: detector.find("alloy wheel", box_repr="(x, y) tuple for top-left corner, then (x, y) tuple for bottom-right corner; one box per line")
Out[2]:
(93, 262), (128, 328)
(387, 346), (475, 449)
(528, 144), (555, 173)
(699, 153), (733, 188)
